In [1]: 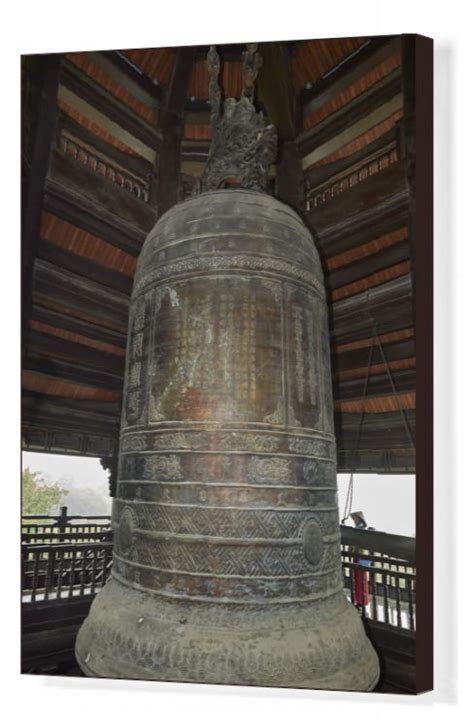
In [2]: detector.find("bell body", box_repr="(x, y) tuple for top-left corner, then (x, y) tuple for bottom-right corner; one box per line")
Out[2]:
(76, 190), (379, 690)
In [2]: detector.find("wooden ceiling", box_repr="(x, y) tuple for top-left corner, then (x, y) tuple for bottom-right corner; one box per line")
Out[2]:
(293, 37), (366, 90)
(121, 48), (174, 86)
(22, 35), (416, 472)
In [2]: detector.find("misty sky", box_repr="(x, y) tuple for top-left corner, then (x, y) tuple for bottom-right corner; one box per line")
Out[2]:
(22, 452), (415, 537)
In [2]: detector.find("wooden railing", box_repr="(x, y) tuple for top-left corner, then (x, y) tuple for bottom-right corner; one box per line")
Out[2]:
(21, 513), (416, 630)
(22, 507), (111, 544)
(305, 143), (399, 210)
(341, 525), (416, 631)
(22, 542), (112, 603)
(58, 130), (150, 202)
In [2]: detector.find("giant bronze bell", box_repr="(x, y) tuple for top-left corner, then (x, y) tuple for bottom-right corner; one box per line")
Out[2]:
(76, 45), (379, 690)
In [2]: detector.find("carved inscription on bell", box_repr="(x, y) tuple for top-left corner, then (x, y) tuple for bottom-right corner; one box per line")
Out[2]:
(286, 284), (323, 430)
(123, 293), (152, 426)
(148, 277), (284, 425)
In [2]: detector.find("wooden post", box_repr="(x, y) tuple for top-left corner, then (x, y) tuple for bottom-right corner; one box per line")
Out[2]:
(58, 505), (68, 543)
(409, 34), (433, 696)
(153, 47), (196, 216)
(258, 42), (305, 211)
(401, 36), (417, 309)
(276, 140), (305, 212)
(155, 113), (185, 216)
(22, 54), (62, 364)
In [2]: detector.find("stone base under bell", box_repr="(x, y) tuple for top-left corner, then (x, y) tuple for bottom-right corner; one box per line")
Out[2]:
(76, 578), (379, 691)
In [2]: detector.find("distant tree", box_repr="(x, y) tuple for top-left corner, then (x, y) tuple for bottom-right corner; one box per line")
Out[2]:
(59, 486), (110, 516)
(22, 468), (69, 515)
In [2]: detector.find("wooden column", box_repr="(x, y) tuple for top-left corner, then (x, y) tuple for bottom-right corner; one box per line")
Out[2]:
(276, 140), (305, 212)
(401, 35), (417, 305)
(155, 113), (185, 216)
(154, 47), (196, 216)
(258, 42), (304, 212)
(407, 34), (433, 696)
(22, 54), (62, 363)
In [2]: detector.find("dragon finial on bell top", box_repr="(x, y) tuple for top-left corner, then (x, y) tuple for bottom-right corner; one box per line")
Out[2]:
(200, 44), (277, 193)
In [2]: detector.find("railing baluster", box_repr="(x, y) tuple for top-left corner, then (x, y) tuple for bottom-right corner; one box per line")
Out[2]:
(44, 548), (55, 601)
(80, 546), (87, 596)
(305, 145), (399, 210)
(383, 573), (390, 624)
(90, 547), (98, 595)
(101, 548), (108, 587)
(395, 572), (402, 627)
(68, 547), (76, 598)
(407, 575), (415, 630)
(31, 550), (40, 603)
(349, 558), (356, 606)
(56, 549), (64, 599)
(58, 131), (149, 202)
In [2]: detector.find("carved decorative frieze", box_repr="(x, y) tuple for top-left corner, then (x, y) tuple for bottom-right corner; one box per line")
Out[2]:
(133, 254), (326, 300)
(248, 456), (291, 485)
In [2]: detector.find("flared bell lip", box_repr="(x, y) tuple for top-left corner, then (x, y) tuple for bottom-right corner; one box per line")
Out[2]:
(75, 644), (380, 693)
(75, 579), (380, 692)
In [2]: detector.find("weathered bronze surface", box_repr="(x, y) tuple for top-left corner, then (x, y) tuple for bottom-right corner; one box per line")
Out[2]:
(201, 45), (277, 193)
(75, 188), (380, 689)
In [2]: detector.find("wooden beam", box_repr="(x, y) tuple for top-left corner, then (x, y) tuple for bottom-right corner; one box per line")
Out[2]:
(336, 449), (415, 474)
(58, 110), (154, 180)
(31, 304), (127, 349)
(334, 391), (415, 414)
(24, 353), (123, 391)
(334, 409), (415, 449)
(325, 240), (410, 291)
(302, 126), (397, 189)
(300, 70), (401, 155)
(300, 36), (398, 109)
(29, 319), (125, 356)
(43, 174), (149, 257)
(22, 370), (120, 401)
(22, 54), (62, 363)
(22, 426), (117, 457)
(332, 326), (413, 353)
(60, 61), (160, 156)
(27, 330), (125, 376)
(333, 367), (415, 401)
(333, 336), (415, 373)
(307, 162), (410, 258)
(329, 274), (413, 341)
(22, 392), (120, 436)
(301, 94), (402, 170)
(32, 259), (129, 333)
(94, 51), (161, 107)
(329, 260), (410, 303)
(38, 239), (133, 295)
(334, 356), (416, 382)
(48, 149), (155, 244)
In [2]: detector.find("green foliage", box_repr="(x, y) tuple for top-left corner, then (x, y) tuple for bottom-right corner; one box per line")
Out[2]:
(22, 467), (69, 516)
